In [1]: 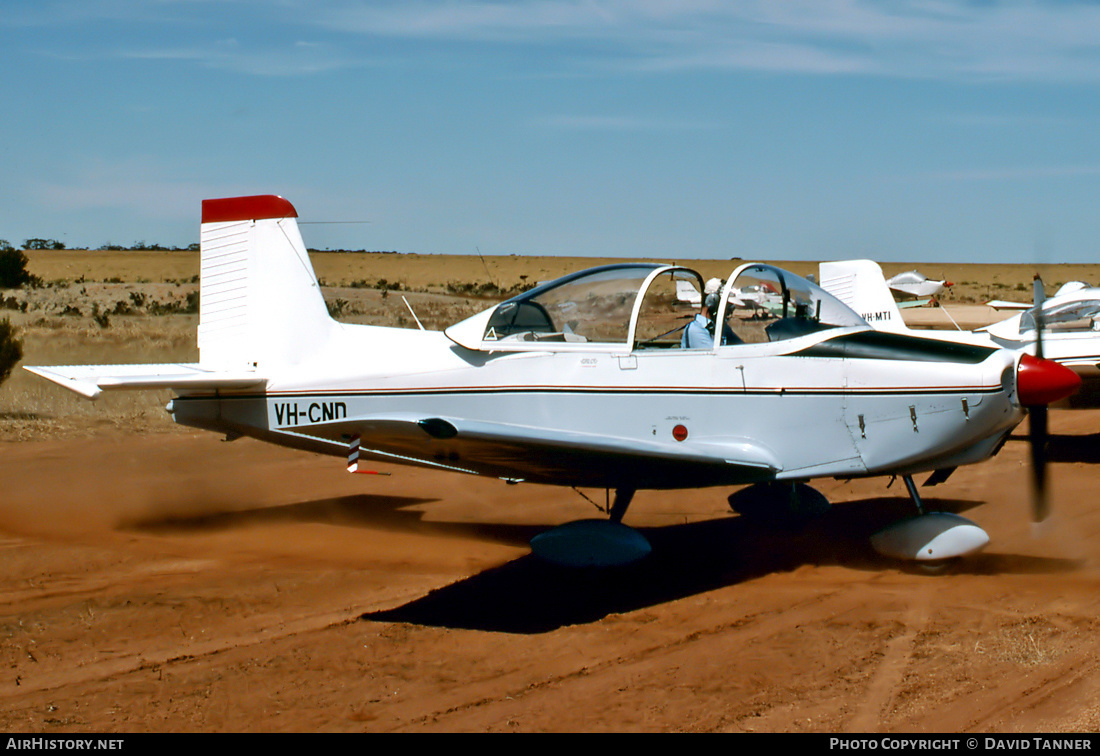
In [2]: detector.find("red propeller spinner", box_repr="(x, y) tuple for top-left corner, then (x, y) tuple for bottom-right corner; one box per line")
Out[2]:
(1017, 354), (1080, 406)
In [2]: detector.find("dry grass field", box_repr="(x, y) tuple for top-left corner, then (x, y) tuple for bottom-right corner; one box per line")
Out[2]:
(8, 251), (1097, 443)
(23, 248), (1100, 303)
(2, 251), (1100, 733)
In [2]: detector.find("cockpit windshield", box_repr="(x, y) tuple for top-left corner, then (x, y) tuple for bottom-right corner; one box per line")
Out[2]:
(1021, 299), (1100, 333)
(482, 264), (659, 345)
(449, 261), (867, 353)
(718, 264), (867, 344)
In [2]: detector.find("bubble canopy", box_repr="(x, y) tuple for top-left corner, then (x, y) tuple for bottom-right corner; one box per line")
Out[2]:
(443, 262), (867, 353)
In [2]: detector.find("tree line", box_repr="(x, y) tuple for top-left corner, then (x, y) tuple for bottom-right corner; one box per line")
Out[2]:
(2, 238), (202, 252)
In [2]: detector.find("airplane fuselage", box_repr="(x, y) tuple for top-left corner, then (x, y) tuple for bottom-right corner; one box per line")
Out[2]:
(169, 322), (1023, 489)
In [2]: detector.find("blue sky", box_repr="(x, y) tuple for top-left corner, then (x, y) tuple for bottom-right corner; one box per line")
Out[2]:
(3, 1), (1100, 263)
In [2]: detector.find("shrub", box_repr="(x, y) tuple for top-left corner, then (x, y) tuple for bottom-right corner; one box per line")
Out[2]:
(326, 298), (350, 318)
(91, 303), (110, 329)
(0, 294), (27, 312)
(0, 248), (34, 289)
(0, 317), (22, 387)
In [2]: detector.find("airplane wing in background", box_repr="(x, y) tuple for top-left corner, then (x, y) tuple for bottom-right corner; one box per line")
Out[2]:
(896, 298), (932, 309)
(986, 300), (1032, 311)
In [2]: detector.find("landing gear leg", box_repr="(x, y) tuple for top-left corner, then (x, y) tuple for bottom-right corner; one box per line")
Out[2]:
(901, 475), (927, 516)
(608, 487), (636, 524)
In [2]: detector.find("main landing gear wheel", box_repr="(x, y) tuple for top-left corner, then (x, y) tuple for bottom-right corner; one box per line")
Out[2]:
(529, 487), (651, 567)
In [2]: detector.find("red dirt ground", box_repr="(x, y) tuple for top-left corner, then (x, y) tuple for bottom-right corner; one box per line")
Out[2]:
(2, 412), (1100, 733)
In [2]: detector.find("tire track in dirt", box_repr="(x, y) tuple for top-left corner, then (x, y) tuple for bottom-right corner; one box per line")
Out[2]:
(394, 576), (923, 732)
(0, 590), (425, 700)
(932, 610), (1100, 732)
(385, 585), (845, 730)
(844, 585), (932, 732)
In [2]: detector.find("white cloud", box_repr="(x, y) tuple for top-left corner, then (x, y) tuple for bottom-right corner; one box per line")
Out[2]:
(539, 114), (720, 131)
(119, 40), (359, 76)
(15, 1), (1100, 81)
(311, 0), (1100, 81)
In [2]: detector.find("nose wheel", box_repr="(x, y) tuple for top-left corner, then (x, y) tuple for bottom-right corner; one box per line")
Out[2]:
(870, 474), (989, 564)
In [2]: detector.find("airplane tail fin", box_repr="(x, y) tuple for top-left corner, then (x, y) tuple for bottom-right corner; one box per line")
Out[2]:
(27, 195), (338, 399)
(819, 259), (909, 333)
(198, 195), (337, 370)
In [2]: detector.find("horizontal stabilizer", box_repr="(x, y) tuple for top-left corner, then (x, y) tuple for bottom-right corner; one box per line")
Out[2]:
(24, 363), (265, 400)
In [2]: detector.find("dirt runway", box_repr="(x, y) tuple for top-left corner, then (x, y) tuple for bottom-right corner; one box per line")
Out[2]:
(2, 412), (1100, 732)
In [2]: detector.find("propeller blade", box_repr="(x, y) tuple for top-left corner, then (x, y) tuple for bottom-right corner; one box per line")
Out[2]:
(1029, 402), (1049, 522)
(1029, 273), (1049, 522)
(1032, 273), (1046, 307)
(1033, 273), (1046, 360)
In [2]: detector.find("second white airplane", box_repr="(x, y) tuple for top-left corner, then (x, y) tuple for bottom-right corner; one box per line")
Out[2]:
(820, 259), (1100, 407)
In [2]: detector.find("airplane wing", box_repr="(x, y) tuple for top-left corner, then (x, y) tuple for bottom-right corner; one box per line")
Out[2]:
(896, 298), (932, 309)
(986, 300), (1031, 311)
(675, 279), (701, 305)
(24, 363), (265, 399)
(295, 413), (782, 489)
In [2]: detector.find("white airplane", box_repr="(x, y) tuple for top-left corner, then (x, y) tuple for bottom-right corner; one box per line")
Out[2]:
(820, 259), (1100, 408)
(26, 197), (1082, 568)
(886, 269), (952, 302)
(987, 281), (1091, 312)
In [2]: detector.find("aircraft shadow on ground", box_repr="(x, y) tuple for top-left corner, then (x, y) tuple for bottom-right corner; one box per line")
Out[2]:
(123, 491), (556, 547)
(122, 490), (1080, 634)
(362, 495), (1081, 634)
(1006, 432), (1100, 465)
(122, 493), (445, 534)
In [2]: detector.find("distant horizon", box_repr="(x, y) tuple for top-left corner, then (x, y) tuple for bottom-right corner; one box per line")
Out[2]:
(7, 221), (1099, 266)
(20, 244), (1100, 272)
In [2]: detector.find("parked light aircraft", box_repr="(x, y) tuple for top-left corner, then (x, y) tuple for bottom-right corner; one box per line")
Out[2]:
(986, 281), (1092, 312)
(820, 259), (1100, 408)
(26, 197), (1082, 567)
(885, 269), (952, 303)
